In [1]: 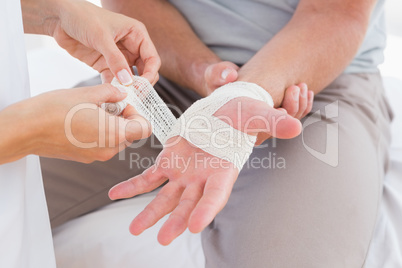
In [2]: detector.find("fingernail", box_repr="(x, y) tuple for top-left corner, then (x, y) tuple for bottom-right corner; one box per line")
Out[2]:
(221, 69), (232, 80)
(117, 69), (133, 86)
(293, 87), (300, 101)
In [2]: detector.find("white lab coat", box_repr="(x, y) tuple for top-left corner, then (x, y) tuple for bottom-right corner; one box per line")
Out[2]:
(0, 1), (56, 267)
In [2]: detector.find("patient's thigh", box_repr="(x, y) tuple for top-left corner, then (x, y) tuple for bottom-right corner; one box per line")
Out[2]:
(201, 73), (393, 268)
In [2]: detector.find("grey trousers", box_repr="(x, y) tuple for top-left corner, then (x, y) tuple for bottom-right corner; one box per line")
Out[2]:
(41, 73), (393, 268)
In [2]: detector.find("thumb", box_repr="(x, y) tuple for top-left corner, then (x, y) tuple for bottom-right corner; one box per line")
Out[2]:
(248, 102), (302, 139)
(205, 62), (239, 91)
(91, 84), (127, 104)
(219, 62), (239, 84)
(98, 39), (133, 85)
(263, 108), (302, 139)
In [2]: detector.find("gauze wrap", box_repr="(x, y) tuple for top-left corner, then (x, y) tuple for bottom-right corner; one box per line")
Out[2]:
(165, 82), (274, 170)
(104, 76), (177, 144)
(104, 76), (273, 170)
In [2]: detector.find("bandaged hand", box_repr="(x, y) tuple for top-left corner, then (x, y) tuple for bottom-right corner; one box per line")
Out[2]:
(109, 81), (302, 245)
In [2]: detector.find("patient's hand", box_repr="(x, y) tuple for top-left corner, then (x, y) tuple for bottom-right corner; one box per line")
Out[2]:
(202, 62), (314, 119)
(109, 97), (302, 245)
(281, 83), (314, 119)
(201, 61), (239, 96)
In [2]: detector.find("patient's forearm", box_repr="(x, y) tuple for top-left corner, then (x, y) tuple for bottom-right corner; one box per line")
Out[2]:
(238, 1), (376, 107)
(101, 0), (220, 95)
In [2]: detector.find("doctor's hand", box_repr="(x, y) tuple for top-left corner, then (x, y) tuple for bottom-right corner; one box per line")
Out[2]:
(108, 97), (302, 245)
(22, 0), (160, 85)
(0, 84), (150, 165)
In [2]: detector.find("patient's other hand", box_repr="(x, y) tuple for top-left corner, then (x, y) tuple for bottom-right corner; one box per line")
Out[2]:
(200, 62), (315, 122)
(202, 61), (239, 96)
(203, 65), (314, 120)
(281, 83), (314, 119)
(109, 97), (301, 245)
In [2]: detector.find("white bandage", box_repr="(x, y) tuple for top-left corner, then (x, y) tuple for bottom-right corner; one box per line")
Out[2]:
(104, 77), (273, 171)
(104, 76), (177, 144)
(165, 82), (274, 170)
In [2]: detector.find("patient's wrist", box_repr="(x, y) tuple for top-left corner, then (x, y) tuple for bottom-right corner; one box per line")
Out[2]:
(237, 71), (286, 108)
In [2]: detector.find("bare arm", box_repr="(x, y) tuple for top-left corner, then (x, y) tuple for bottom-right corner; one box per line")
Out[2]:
(0, 85), (150, 165)
(22, 0), (160, 84)
(101, 0), (239, 96)
(238, 0), (377, 106)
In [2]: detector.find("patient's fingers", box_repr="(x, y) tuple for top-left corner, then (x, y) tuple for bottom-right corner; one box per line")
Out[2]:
(295, 83), (308, 119)
(247, 101), (302, 139)
(281, 85), (300, 117)
(302, 90), (314, 118)
(130, 182), (183, 236)
(158, 184), (203, 245)
(108, 167), (166, 200)
(188, 171), (236, 233)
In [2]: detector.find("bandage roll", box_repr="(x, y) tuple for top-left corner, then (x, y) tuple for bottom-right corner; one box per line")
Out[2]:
(105, 76), (177, 144)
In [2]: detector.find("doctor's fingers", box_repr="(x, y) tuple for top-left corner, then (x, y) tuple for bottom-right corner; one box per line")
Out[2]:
(117, 114), (151, 144)
(80, 83), (127, 104)
(99, 113), (151, 149)
(119, 27), (161, 85)
(94, 22), (160, 85)
(96, 37), (134, 85)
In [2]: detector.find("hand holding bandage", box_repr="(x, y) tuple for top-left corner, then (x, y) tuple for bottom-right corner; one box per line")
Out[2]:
(108, 77), (302, 245)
